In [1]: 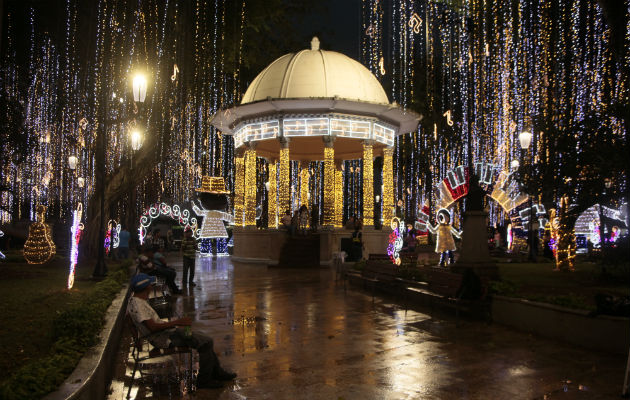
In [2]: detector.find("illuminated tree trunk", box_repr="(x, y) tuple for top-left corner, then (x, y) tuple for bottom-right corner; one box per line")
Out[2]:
(556, 195), (576, 271)
(382, 146), (394, 222)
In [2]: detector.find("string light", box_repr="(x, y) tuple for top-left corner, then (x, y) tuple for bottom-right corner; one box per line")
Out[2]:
(279, 146), (291, 214)
(362, 141), (374, 226)
(244, 147), (257, 226)
(267, 161), (278, 228)
(323, 145), (335, 226)
(234, 154), (245, 226)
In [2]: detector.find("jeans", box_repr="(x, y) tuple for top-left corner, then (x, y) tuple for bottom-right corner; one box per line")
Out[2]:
(149, 265), (179, 292)
(183, 256), (195, 284)
(118, 247), (129, 259)
(439, 250), (454, 266)
(168, 327), (223, 383)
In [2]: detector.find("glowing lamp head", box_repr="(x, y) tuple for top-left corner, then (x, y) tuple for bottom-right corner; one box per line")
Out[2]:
(131, 129), (143, 151)
(132, 73), (148, 103)
(510, 159), (520, 169)
(68, 155), (78, 170)
(519, 131), (532, 150)
(77, 177), (85, 188)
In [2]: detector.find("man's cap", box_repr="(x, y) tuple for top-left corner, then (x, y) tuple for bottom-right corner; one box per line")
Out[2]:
(131, 273), (157, 292)
(138, 255), (149, 263)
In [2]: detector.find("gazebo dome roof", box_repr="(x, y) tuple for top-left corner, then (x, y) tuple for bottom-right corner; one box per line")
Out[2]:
(241, 37), (389, 105)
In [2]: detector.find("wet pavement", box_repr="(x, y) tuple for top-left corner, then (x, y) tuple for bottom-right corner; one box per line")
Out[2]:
(108, 255), (627, 399)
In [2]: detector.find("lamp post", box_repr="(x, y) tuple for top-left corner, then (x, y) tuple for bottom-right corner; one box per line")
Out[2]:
(519, 130), (534, 261)
(92, 71), (147, 278)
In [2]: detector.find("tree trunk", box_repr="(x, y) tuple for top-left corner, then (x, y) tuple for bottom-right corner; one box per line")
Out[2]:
(84, 147), (156, 258)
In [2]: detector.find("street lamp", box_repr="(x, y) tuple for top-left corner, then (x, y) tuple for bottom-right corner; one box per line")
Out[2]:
(68, 155), (78, 170)
(93, 70), (149, 279)
(510, 159), (520, 169)
(131, 129), (144, 151)
(132, 73), (147, 103)
(519, 130), (532, 150)
(519, 130), (535, 261)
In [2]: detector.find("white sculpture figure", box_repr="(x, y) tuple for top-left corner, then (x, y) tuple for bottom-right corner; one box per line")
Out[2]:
(427, 208), (462, 267)
(0, 230), (5, 259)
(193, 176), (233, 255)
(192, 200), (234, 256)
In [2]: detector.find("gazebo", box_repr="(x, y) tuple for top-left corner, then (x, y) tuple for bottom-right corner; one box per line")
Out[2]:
(211, 37), (421, 264)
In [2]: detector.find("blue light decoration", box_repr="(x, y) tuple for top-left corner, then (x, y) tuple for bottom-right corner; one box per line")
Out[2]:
(216, 238), (229, 256)
(199, 238), (212, 256)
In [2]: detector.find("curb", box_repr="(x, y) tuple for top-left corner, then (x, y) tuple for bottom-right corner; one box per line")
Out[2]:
(346, 271), (630, 354)
(43, 284), (131, 400)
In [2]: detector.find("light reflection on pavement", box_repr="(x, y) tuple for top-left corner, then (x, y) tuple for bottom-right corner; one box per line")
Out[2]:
(108, 255), (626, 399)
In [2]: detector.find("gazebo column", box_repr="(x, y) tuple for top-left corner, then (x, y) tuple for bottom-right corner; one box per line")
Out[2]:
(244, 143), (257, 227)
(267, 158), (278, 228)
(323, 137), (336, 227)
(278, 138), (291, 215)
(334, 161), (343, 228)
(234, 149), (245, 227)
(382, 146), (394, 222)
(300, 161), (310, 227)
(362, 140), (374, 228)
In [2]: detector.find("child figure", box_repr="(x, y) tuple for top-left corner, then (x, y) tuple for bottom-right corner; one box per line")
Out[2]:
(427, 208), (462, 267)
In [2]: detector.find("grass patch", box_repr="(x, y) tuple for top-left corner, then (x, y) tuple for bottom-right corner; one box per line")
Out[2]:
(494, 260), (629, 311)
(0, 251), (131, 399)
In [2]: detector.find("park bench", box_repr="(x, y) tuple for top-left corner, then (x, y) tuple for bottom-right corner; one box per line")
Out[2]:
(361, 257), (404, 301)
(420, 268), (490, 325)
(125, 315), (194, 398)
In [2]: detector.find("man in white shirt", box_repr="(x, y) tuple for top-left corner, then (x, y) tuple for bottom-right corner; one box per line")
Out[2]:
(127, 273), (236, 389)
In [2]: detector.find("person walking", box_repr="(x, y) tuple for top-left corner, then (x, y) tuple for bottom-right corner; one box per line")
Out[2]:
(118, 227), (130, 259)
(180, 228), (198, 287)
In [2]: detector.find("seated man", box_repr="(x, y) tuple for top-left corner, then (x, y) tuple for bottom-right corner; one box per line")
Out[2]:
(137, 252), (182, 294)
(127, 273), (237, 389)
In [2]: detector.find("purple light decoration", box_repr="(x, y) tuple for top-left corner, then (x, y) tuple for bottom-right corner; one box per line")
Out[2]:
(67, 203), (84, 289)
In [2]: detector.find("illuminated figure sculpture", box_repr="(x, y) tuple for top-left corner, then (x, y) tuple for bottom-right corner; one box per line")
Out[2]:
(387, 217), (403, 265)
(0, 230), (5, 259)
(23, 205), (56, 264)
(193, 176), (234, 256)
(427, 208), (462, 267)
(414, 200), (431, 245)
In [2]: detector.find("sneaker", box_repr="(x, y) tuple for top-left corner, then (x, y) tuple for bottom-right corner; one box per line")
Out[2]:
(214, 370), (237, 381)
(196, 379), (223, 389)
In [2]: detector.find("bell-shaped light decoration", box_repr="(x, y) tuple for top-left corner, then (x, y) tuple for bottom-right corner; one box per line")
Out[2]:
(519, 130), (532, 150)
(375, 195), (381, 203)
(68, 155), (78, 170)
(131, 129), (144, 151)
(264, 181), (270, 191)
(77, 177), (85, 188)
(132, 73), (147, 103)
(510, 159), (520, 169)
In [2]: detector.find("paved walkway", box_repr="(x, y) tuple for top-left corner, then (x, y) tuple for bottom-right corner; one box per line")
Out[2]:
(108, 255), (627, 399)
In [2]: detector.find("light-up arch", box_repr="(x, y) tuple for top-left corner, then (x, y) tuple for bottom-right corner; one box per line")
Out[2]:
(138, 202), (199, 245)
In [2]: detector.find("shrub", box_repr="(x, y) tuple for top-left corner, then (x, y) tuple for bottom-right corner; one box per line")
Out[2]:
(0, 260), (130, 400)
